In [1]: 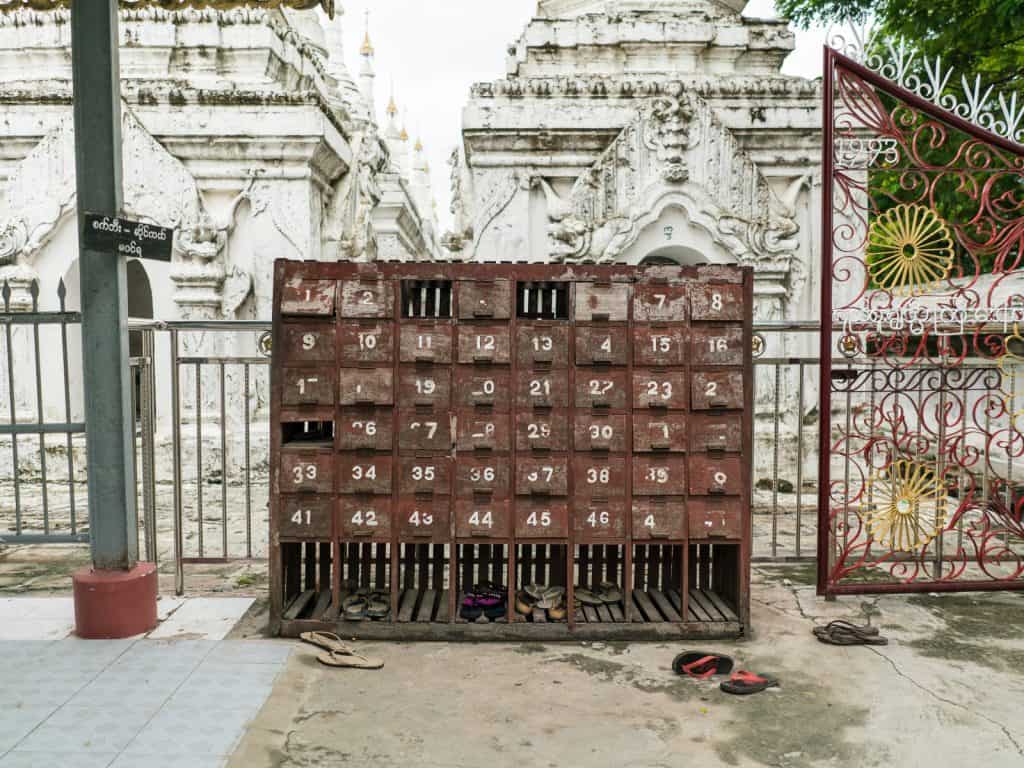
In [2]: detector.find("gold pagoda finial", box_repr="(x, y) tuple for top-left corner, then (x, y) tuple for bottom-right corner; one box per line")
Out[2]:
(360, 10), (374, 56)
(386, 80), (398, 117)
(415, 137), (423, 152)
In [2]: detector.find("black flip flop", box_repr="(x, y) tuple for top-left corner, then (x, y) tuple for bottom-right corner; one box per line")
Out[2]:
(813, 621), (887, 646)
(672, 651), (735, 679)
(720, 671), (779, 695)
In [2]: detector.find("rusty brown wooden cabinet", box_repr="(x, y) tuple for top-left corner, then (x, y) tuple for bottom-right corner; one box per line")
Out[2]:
(269, 261), (753, 639)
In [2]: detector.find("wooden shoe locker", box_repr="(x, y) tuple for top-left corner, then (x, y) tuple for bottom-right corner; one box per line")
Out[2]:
(270, 261), (753, 639)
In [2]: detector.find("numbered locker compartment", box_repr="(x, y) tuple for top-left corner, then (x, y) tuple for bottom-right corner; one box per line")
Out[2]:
(689, 412), (743, 453)
(454, 366), (510, 410)
(633, 456), (687, 496)
(338, 496), (391, 541)
(633, 326), (687, 367)
(455, 498), (512, 539)
(339, 321), (394, 365)
(399, 324), (453, 364)
(516, 370), (570, 409)
(397, 497), (452, 542)
(632, 371), (688, 410)
(691, 371), (744, 411)
(278, 495), (333, 540)
(455, 410), (511, 452)
(455, 456), (511, 498)
(281, 278), (335, 317)
(340, 279), (393, 318)
(632, 498), (686, 540)
(457, 325), (511, 364)
(398, 457), (453, 496)
(398, 367), (452, 409)
(337, 455), (393, 495)
(516, 498), (569, 539)
(573, 456), (627, 499)
(688, 498), (743, 541)
(633, 412), (688, 452)
(397, 411), (454, 452)
(633, 282), (687, 323)
(573, 413), (628, 452)
(281, 325), (336, 364)
(281, 367), (334, 407)
(688, 455), (744, 496)
(337, 408), (393, 451)
(573, 499), (627, 540)
(516, 411), (569, 452)
(574, 326), (629, 366)
(575, 369), (629, 410)
(690, 325), (744, 367)
(689, 283), (744, 322)
(575, 282), (630, 322)
(516, 457), (569, 496)
(516, 324), (570, 367)
(280, 450), (333, 495)
(458, 280), (512, 320)
(339, 368), (393, 407)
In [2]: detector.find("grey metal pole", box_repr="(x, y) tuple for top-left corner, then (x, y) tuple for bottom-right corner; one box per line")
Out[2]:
(71, 0), (138, 571)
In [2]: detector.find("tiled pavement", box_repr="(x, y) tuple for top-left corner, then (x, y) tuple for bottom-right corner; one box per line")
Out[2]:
(0, 598), (291, 768)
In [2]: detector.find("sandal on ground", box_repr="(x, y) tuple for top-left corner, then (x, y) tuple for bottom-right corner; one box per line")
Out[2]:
(483, 600), (508, 620)
(316, 649), (383, 670)
(574, 587), (604, 607)
(342, 595), (368, 621)
(524, 584), (545, 602)
(813, 621), (887, 646)
(672, 651), (735, 679)
(366, 597), (391, 621)
(597, 581), (623, 604)
(720, 670), (779, 695)
(515, 590), (536, 616)
(299, 631), (354, 655)
(547, 600), (567, 621)
(460, 594), (484, 621)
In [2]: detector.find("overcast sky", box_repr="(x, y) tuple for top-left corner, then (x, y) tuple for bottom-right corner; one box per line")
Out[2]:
(337, 0), (828, 230)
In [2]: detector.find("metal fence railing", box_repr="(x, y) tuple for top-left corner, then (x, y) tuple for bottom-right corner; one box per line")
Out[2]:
(1, 299), (821, 594)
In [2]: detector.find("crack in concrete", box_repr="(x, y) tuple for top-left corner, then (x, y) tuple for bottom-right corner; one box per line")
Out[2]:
(868, 646), (1024, 758)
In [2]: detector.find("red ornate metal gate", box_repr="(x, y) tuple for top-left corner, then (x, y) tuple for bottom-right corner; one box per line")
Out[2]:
(819, 38), (1024, 595)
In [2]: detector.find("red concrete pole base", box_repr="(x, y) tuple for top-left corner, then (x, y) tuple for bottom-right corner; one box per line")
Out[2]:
(73, 562), (158, 639)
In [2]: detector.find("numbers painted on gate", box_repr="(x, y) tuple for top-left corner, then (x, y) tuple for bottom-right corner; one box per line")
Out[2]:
(417, 334), (432, 350)
(469, 466), (496, 483)
(411, 421), (439, 440)
(711, 293), (723, 311)
(475, 335), (496, 351)
(526, 511), (552, 527)
(414, 378), (436, 395)
(408, 510), (434, 527)
(292, 464), (317, 484)
(653, 294), (667, 309)
(351, 420), (377, 436)
(643, 514), (656, 529)
(526, 466), (555, 483)
(471, 422), (496, 439)
(358, 332), (378, 350)
(586, 511), (610, 527)
(474, 379), (496, 396)
(301, 333), (316, 351)
(707, 338), (728, 353)
(291, 509), (312, 525)
(352, 465), (377, 480)
(646, 467), (670, 484)
(296, 377), (318, 395)
(351, 509), (379, 527)
(529, 379), (551, 397)
(589, 424), (614, 440)
(713, 471), (728, 486)
(360, 290), (375, 305)
(652, 422), (670, 439)
(527, 423), (551, 440)
(705, 381), (719, 398)
(411, 466), (436, 482)
(589, 379), (614, 396)
(468, 510), (494, 528)
(586, 468), (610, 484)
(304, 288), (312, 303)
(646, 381), (673, 400)
(532, 336), (553, 352)
(651, 336), (671, 352)
(599, 337), (613, 353)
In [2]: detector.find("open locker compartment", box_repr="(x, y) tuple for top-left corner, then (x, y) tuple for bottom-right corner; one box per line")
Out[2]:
(280, 541), (335, 622)
(572, 544), (627, 623)
(687, 543), (742, 625)
(629, 543), (686, 623)
(395, 542), (452, 623)
(455, 543), (510, 623)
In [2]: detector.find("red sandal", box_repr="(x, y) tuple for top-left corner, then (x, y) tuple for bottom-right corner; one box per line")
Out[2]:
(720, 670), (779, 695)
(671, 651), (735, 679)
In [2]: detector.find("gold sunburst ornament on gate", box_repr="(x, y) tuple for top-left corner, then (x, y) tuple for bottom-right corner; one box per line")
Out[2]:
(866, 204), (955, 295)
(864, 460), (947, 552)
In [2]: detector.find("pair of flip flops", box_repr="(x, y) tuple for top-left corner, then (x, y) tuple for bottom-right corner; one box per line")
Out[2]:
(814, 620), (888, 646)
(517, 584), (567, 620)
(672, 651), (779, 695)
(575, 582), (622, 606)
(343, 590), (390, 621)
(299, 631), (383, 670)
(461, 583), (507, 621)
